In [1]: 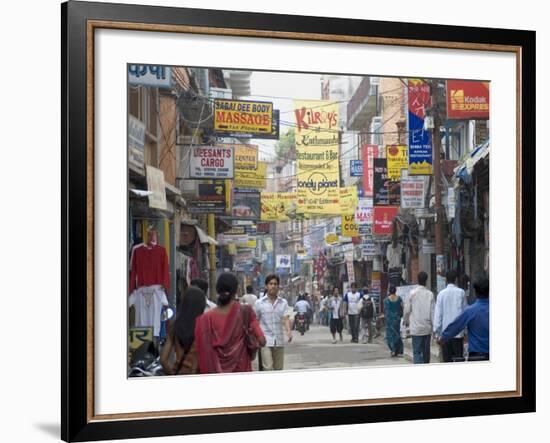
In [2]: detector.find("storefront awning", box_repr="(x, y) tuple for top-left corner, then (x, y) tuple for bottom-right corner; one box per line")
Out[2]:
(454, 140), (490, 183)
(195, 225), (218, 246)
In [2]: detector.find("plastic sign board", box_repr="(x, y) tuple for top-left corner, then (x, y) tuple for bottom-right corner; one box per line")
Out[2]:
(373, 206), (399, 235)
(129, 327), (153, 350)
(350, 160), (363, 176)
(189, 146), (234, 179)
(146, 165), (167, 210)
(386, 145), (408, 181)
(342, 214), (359, 237)
(128, 65), (172, 88)
(276, 255), (291, 268)
(214, 99), (273, 136)
(407, 80), (433, 175)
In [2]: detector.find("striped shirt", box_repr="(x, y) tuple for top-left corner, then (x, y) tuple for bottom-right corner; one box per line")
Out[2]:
(255, 296), (289, 347)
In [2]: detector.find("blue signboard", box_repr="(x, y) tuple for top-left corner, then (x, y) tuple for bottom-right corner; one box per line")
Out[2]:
(350, 160), (363, 177)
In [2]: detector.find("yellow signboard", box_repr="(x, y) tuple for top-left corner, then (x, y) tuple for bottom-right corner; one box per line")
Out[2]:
(294, 100), (340, 215)
(129, 327), (153, 350)
(263, 238), (273, 252)
(339, 186), (358, 215)
(234, 144), (258, 170)
(325, 233), (339, 244)
(214, 99), (273, 135)
(386, 145), (409, 181)
(234, 161), (267, 189)
(341, 215), (359, 237)
(261, 192), (296, 221)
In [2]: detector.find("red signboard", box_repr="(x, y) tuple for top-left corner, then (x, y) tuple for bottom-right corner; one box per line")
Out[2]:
(361, 144), (379, 197)
(446, 80), (490, 120)
(373, 206), (398, 235)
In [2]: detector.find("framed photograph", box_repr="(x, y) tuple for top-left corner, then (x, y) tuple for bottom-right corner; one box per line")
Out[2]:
(62, 1), (535, 441)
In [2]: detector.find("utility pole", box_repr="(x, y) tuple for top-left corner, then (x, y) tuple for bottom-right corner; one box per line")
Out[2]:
(427, 79), (446, 287)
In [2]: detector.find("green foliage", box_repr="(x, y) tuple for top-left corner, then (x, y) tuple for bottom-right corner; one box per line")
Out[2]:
(275, 128), (295, 159)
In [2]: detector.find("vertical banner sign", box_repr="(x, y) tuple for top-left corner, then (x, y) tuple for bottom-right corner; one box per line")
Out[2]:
(294, 100), (340, 215)
(146, 165), (167, 210)
(373, 158), (389, 206)
(339, 186), (358, 215)
(408, 80), (433, 175)
(355, 198), (374, 236)
(341, 215), (359, 237)
(361, 144), (379, 198)
(386, 145), (408, 180)
(446, 80), (490, 120)
(373, 206), (398, 235)
(128, 115), (146, 170)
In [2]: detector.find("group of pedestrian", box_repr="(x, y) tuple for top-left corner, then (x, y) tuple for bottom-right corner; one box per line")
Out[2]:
(160, 273), (293, 375)
(383, 269), (489, 363)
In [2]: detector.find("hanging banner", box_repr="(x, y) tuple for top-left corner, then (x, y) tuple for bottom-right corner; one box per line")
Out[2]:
(401, 170), (428, 209)
(373, 158), (389, 206)
(408, 80), (433, 175)
(213, 99), (273, 136)
(339, 186), (358, 215)
(234, 161), (267, 189)
(446, 80), (490, 120)
(386, 145), (408, 181)
(260, 192), (296, 221)
(232, 189), (261, 220)
(294, 100), (340, 215)
(145, 165), (167, 210)
(189, 146), (234, 179)
(361, 144), (379, 198)
(341, 214), (359, 237)
(373, 206), (399, 235)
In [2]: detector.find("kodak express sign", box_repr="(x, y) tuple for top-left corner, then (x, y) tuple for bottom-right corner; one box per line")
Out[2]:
(214, 99), (273, 135)
(446, 80), (489, 120)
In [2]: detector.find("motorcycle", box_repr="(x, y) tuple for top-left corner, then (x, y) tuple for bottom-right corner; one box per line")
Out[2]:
(295, 312), (307, 336)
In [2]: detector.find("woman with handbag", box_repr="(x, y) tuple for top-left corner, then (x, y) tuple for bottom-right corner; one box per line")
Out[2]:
(194, 272), (266, 373)
(160, 286), (206, 375)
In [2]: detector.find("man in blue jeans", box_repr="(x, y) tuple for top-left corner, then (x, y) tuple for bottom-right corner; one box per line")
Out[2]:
(404, 271), (435, 363)
(438, 275), (489, 361)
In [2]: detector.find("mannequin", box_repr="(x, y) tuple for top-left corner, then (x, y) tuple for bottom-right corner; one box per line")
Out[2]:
(129, 227), (170, 336)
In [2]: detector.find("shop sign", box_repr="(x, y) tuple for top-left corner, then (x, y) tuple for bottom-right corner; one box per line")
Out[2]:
(294, 99), (340, 215)
(361, 240), (376, 259)
(256, 222), (271, 234)
(128, 65), (172, 88)
(276, 254), (291, 268)
(373, 158), (389, 206)
(371, 271), (381, 295)
(260, 192), (296, 221)
(373, 206), (398, 235)
(234, 161), (267, 189)
(214, 99), (273, 136)
(355, 198), (373, 228)
(361, 144), (379, 198)
(421, 238), (435, 254)
(129, 327), (153, 350)
(234, 144), (258, 170)
(263, 238), (273, 252)
(128, 115), (145, 169)
(232, 189), (261, 220)
(346, 260), (355, 284)
(341, 214), (359, 237)
(145, 165), (167, 210)
(401, 170), (428, 209)
(325, 233), (339, 245)
(446, 80), (489, 120)
(386, 145), (408, 181)
(446, 187), (456, 219)
(350, 160), (363, 176)
(188, 183), (226, 214)
(189, 146), (234, 179)
(408, 79), (433, 175)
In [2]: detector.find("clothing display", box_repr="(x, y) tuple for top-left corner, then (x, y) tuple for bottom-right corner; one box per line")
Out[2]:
(129, 285), (169, 336)
(129, 243), (170, 294)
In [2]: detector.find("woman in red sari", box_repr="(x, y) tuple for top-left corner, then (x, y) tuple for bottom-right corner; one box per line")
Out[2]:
(194, 273), (266, 373)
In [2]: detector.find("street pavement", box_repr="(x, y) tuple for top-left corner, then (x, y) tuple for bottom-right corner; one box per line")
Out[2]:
(284, 324), (412, 370)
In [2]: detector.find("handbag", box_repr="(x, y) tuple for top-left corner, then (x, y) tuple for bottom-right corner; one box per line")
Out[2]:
(241, 305), (260, 360)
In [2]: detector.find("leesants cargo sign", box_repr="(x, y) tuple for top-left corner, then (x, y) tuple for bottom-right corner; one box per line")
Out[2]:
(189, 146), (234, 179)
(214, 99), (273, 135)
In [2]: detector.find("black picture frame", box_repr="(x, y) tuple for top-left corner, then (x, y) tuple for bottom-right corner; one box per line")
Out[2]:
(62, 1), (536, 441)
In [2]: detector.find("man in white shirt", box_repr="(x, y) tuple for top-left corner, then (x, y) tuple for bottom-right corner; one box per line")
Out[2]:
(433, 269), (467, 362)
(404, 271), (435, 363)
(343, 282), (363, 343)
(255, 274), (292, 370)
(294, 294), (312, 330)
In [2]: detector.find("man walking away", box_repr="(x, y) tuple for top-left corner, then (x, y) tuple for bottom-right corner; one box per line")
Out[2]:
(343, 283), (363, 343)
(360, 290), (376, 344)
(255, 274), (292, 370)
(433, 269), (467, 362)
(404, 271), (435, 363)
(439, 275), (489, 361)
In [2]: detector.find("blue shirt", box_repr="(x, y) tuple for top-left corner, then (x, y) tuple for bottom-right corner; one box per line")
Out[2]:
(441, 298), (489, 354)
